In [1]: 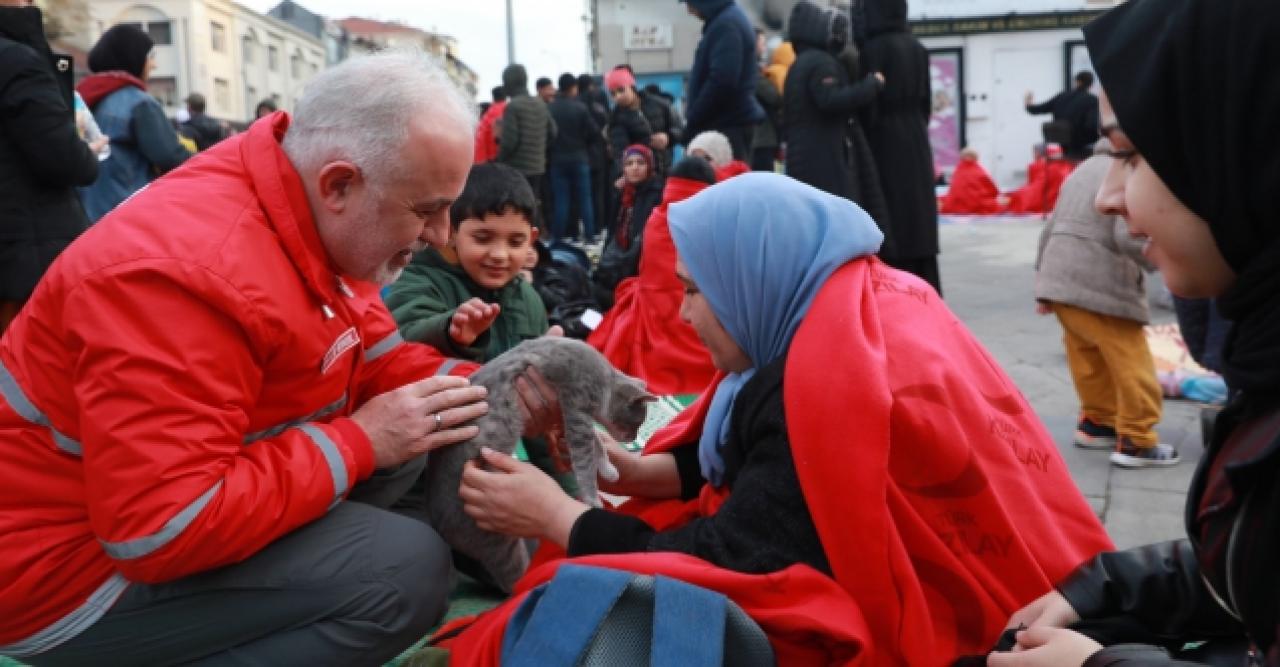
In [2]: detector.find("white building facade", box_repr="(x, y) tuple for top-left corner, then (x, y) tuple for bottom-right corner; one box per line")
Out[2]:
(89, 0), (326, 123)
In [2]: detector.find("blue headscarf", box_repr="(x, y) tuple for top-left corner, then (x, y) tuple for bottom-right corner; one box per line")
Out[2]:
(668, 173), (884, 486)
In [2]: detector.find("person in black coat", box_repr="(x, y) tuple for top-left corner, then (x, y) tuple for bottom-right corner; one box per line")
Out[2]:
(783, 2), (886, 220)
(592, 145), (663, 310)
(861, 0), (942, 295)
(1025, 72), (1100, 163)
(547, 74), (600, 243)
(638, 84), (685, 175)
(682, 0), (766, 159)
(0, 1), (99, 333)
(604, 66), (654, 173)
(990, 2), (1280, 666)
(578, 73), (611, 242)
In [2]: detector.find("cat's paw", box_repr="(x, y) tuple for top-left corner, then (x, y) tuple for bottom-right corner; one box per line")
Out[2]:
(598, 457), (620, 483)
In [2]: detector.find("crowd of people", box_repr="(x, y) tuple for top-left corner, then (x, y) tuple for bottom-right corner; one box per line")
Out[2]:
(2, 0), (1278, 664)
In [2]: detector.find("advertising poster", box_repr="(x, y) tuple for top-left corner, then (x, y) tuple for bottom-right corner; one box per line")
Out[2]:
(928, 49), (964, 174)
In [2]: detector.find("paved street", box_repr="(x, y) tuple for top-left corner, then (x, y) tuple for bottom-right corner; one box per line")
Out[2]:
(941, 218), (1200, 550)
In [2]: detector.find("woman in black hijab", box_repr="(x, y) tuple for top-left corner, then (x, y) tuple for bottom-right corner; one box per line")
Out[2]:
(989, 1), (1280, 665)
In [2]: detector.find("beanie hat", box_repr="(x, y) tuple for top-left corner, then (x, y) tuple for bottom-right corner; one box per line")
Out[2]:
(622, 143), (655, 169)
(687, 130), (733, 168)
(604, 66), (636, 92)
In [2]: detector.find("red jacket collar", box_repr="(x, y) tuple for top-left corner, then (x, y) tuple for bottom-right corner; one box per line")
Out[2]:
(76, 71), (147, 108)
(240, 112), (382, 317)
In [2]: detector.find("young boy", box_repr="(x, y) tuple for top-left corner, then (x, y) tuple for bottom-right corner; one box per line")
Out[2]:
(386, 162), (549, 363)
(386, 162), (576, 577)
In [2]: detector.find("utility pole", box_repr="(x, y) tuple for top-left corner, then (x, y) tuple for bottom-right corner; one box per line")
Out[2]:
(505, 0), (515, 65)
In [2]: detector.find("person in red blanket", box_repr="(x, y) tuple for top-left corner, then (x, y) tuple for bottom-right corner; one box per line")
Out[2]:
(941, 147), (1002, 215)
(474, 85), (507, 163)
(1004, 143), (1075, 214)
(687, 129), (752, 181)
(454, 172), (1113, 664)
(587, 156), (719, 396)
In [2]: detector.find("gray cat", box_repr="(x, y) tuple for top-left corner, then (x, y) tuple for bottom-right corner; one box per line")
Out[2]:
(424, 337), (655, 593)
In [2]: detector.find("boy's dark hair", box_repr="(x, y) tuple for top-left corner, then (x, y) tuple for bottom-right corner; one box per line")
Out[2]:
(1075, 71), (1095, 88)
(450, 162), (537, 229)
(669, 156), (717, 185)
(577, 73), (596, 91)
(557, 72), (577, 92)
(535, 76), (553, 89)
(491, 85), (507, 103)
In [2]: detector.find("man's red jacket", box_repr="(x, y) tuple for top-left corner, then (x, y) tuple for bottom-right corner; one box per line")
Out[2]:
(0, 113), (471, 653)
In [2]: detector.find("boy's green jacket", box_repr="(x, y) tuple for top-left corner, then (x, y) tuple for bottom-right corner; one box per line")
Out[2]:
(385, 248), (548, 362)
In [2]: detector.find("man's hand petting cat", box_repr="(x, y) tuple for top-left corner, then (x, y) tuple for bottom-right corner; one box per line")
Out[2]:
(459, 447), (588, 547)
(515, 366), (562, 437)
(351, 375), (488, 469)
(449, 298), (501, 347)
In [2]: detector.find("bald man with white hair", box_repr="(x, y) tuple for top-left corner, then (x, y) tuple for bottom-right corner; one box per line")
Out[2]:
(0, 51), (559, 664)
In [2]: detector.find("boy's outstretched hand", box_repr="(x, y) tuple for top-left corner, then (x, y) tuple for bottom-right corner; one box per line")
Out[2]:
(450, 298), (501, 347)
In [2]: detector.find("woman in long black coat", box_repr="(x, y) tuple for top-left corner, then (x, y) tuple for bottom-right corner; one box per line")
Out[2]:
(862, 0), (942, 294)
(783, 2), (885, 219)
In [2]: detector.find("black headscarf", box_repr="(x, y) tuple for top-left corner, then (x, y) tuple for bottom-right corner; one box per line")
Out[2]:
(1085, 0), (1280, 403)
(864, 0), (908, 38)
(88, 24), (153, 78)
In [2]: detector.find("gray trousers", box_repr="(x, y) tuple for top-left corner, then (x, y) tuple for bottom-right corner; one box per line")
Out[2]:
(29, 457), (451, 667)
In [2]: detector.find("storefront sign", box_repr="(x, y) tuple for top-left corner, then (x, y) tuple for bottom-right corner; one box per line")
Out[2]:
(911, 10), (1106, 37)
(624, 24), (674, 50)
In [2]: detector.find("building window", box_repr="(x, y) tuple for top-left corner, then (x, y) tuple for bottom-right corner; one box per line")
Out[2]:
(242, 36), (254, 64)
(290, 53), (302, 79)
(268, 45), (279, 71)
(148, 21), (172, 45)
(118, 20), (172, 45)
(211, 22), (226, 52)
(214, 78), (230, 110)
(150, 77), (178, 107)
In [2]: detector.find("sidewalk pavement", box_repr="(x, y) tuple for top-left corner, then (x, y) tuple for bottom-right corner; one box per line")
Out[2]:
(940, 218), (1200, 550)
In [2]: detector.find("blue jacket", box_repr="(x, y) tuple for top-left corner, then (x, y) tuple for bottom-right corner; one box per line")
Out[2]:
(684, 0), (765, 135)
(79, 85), (188, 222)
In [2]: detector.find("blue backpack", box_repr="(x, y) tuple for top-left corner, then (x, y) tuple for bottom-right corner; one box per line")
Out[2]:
(500, 564), (775, 666)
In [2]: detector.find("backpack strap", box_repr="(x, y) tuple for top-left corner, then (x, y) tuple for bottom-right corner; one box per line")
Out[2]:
(651, 574), (726, 666)
(500, 564), (633, 666)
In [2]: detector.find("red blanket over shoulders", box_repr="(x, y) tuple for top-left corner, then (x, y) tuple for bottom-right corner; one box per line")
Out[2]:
(436, 258), (1112, 666)
(587, 177), (718, 395)
(1003, 158), (1075, 214)
(941, 160), (1001, 215)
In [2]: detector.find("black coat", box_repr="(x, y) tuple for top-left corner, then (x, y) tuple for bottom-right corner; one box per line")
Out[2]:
(607, 105), (652, 171)
(862, 2), (938, 259)
(179, 112), (227, 152)
(0, 6), (97, 302)
(592, 178), (663, 309)
(1058, 404), (1280, 666)
(785, 47), (882, 204)
(783, 3), (886, 222)
(1026, 87), (1100, 161)
(547, 94), (598, 165)
(638, 92), (683, 174)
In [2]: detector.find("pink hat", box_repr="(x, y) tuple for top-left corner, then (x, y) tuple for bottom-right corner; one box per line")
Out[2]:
(604, 66), (636, 92)
(1045, 143), (1065, 159)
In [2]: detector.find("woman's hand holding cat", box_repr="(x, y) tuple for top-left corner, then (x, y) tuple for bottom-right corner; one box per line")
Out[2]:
(596, 432), (683, 499)
(449, 298), (501, 347)
(351, 375), (489, 469)
(515, 367), (562, 437)
(459, 447), (589, 547)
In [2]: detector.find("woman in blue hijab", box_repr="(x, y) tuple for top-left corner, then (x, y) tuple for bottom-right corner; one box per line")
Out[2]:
(459, 172), (883, 576)
(459, 173), (1111, 661)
